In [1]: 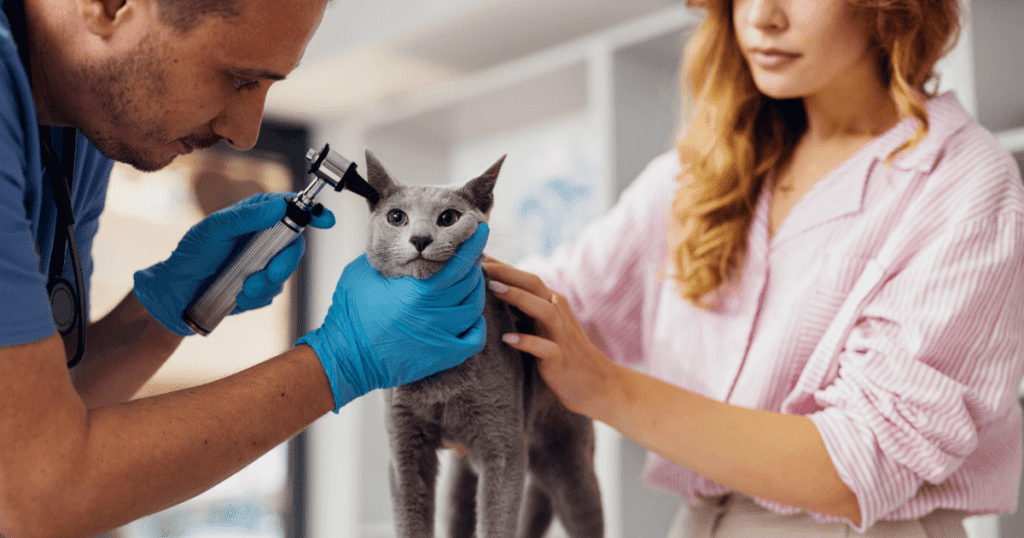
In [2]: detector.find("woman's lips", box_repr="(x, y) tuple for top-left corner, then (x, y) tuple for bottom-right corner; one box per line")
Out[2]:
(749, 48), (802, 69)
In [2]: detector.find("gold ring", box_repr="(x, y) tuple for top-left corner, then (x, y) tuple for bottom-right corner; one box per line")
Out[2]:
(550, 293), (558, 305)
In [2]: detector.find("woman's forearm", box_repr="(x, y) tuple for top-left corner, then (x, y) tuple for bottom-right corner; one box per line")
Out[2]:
(593, 363), (861, 524)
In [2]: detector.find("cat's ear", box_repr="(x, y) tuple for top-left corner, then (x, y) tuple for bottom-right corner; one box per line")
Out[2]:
(459, 155), (505, 215)
(364, 149), (399, 210)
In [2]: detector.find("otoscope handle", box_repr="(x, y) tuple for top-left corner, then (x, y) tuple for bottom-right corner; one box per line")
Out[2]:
(182, 143), (365, 336)
(183, 217), (303, 336)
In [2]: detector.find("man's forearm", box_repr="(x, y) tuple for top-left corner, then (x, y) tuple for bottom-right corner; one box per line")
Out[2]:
(0, 335), (334, 538)
(72, 292), (184, 408)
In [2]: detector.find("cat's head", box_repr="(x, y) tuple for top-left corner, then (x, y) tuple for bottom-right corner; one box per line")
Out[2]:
(364, 149), (505, 279)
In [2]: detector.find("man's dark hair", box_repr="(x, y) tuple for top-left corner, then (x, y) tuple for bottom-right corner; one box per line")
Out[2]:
(156, 0), (242, 32)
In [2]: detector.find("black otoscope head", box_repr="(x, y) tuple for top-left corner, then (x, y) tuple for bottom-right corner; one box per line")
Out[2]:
(306, 144), (381, 205)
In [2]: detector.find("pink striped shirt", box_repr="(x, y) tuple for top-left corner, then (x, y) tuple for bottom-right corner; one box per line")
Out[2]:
(520, 92), (1024, 531)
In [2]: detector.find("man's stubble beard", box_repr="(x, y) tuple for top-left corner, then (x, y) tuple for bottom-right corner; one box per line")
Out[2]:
(71, 33), (174, 172)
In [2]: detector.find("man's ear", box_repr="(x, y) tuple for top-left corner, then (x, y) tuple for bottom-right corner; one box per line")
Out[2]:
(78, 0), (140, 39)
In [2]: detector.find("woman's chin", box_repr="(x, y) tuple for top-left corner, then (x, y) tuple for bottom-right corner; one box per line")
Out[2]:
(750, 75), (807, 101)
(756, 86), (805, 101)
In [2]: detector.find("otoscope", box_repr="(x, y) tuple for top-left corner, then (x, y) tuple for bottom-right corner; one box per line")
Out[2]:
(183, 144), (379, 336)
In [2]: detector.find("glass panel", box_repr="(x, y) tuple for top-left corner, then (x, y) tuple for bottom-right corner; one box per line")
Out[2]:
(89, 151), (294, 537)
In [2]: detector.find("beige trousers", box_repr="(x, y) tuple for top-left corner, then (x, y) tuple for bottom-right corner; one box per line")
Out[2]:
(667, 494), (968, 538)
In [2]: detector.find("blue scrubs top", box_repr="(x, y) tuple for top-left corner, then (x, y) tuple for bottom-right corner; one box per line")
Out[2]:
(0, 1), (114, 346)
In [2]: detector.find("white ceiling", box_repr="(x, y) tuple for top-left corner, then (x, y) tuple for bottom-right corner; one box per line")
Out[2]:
(265, 0), (684, 120)
(391, 0), (684, 72)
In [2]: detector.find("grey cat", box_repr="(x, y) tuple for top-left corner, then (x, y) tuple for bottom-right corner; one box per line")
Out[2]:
(361, 150), (604, 538)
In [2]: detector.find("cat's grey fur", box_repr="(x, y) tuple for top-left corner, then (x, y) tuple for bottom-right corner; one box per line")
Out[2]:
(362, 150), (604, 538)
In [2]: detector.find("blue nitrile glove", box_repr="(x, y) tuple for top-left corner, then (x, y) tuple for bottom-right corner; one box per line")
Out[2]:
(134, 192), (336, 336)
(299, 223), (490, 412)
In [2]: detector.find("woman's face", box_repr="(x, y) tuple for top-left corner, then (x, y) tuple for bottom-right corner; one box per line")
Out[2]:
(732, 0), (877, 100)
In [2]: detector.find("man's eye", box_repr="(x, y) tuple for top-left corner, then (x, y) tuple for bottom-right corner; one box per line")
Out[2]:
(233, 77), (261, 92)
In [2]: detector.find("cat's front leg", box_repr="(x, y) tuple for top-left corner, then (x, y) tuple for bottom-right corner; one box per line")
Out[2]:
(473, 440), (527, 538)
(387, 400), (443, 538)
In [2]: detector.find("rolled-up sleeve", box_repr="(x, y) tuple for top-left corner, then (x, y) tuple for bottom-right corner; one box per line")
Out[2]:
(518, 152), (679, 368)
(808, 212), (1024, 530)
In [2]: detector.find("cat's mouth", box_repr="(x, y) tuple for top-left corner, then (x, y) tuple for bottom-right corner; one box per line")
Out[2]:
(398, 254), (447, 279)
(403, 254), (446, 265)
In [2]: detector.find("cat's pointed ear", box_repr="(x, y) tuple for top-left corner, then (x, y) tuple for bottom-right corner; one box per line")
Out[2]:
(460, 155), (505, 215)
(364, 149), (398, 209)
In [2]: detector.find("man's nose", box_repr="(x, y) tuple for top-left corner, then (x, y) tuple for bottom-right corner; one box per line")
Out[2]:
(210, 90), (268, 151)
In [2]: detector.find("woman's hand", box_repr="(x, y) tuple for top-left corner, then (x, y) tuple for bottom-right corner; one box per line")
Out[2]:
(482, 258), (622, 419)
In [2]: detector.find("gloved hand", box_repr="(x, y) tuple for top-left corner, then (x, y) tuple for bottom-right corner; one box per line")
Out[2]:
(134, 192), (336, 336)
(299, 223), (490, 412)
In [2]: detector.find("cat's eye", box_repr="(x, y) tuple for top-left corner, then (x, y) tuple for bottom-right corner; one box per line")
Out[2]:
(437, 209), (461, 227)
(388, 210), (408, 226)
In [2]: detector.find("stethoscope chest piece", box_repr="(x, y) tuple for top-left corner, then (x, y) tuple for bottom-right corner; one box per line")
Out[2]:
(48, 277), (78, 335)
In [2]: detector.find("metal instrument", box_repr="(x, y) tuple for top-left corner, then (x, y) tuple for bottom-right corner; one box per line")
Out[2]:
(183, 144), (379, 336)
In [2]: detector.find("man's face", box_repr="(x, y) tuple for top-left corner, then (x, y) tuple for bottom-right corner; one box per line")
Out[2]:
(71, 0), (325, 172)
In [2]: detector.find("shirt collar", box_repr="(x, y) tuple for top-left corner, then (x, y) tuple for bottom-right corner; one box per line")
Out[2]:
(762, 93), (972, 247)
(880, 91), (974, 174)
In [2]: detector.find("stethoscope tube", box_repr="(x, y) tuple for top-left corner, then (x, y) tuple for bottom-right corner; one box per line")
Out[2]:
(40, 127), (87, 368)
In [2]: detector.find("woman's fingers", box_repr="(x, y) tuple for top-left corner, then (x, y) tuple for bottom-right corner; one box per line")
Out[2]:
(485, 259), (575, 344)
(500, 332), (561, 362)
(484, 260), (615, 418)
(488, 279), (561, 332)
(483, 259), (551, 299)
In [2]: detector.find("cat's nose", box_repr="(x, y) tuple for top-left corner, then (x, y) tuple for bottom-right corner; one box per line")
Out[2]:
(410, 236), (433, 252)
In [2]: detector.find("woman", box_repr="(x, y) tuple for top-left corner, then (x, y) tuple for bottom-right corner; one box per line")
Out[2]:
(484, 0), (1024, 536)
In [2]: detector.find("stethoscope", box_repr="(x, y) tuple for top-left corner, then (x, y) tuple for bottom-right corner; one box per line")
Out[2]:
(40, 126), (87, 368)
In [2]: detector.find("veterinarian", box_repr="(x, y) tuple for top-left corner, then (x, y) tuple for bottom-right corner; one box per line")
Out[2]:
(0, 0), (489, 535)
(485, 0), (1024, 536)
